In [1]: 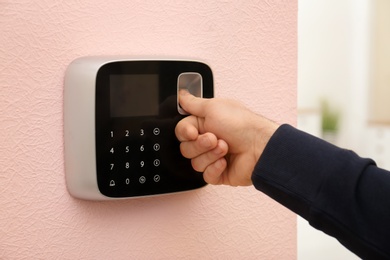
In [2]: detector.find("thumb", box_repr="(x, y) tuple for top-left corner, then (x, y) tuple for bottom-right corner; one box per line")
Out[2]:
(179, 90), (208, 117)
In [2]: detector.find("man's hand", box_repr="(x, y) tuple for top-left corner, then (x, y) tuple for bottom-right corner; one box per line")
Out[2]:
(175, 90), (279, 186)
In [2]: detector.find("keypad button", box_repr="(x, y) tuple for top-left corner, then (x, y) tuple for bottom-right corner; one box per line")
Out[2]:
(153, 159), (160, 167)
(153, 143), (160, 151)
(153, 128), (160, 135)
(153, 175), (161, 182)
(139, 176), (146, 184)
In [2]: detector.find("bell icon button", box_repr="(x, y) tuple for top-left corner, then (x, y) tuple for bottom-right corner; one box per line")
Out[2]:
(109, 180), (115, 187)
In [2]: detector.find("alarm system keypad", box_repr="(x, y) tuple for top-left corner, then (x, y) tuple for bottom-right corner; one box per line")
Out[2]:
(91, 60), (213, 198)
(105, 126), (163, 190)
(64, 59), (215, 199)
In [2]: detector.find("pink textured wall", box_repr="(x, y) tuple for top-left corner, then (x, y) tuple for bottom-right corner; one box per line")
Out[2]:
(0, 1), (297, 259)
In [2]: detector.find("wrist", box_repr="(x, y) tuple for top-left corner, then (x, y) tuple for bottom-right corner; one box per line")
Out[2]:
(253, 116), (279, 164)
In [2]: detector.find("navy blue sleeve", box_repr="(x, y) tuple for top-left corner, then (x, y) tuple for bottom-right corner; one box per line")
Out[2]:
(252, 124), (390, 259)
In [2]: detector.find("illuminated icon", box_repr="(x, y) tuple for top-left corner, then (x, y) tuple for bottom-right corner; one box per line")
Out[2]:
(139, 176), (146, 184)
(153, 159), (160, 167)
(153, 128), (160, 135)
(153, 175), (161, 182)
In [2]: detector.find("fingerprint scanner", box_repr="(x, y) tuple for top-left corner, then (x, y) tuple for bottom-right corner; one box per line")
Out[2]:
(177, 72), (203, 115)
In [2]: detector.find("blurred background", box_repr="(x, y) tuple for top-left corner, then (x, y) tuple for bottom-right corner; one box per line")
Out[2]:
(297, 0), (390, 259)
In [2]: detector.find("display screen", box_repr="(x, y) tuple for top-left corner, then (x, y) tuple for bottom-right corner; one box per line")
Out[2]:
(110, 74), (159, 117)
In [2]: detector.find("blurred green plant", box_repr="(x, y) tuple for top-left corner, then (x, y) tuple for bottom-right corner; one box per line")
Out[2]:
(321, 100), (340, 133)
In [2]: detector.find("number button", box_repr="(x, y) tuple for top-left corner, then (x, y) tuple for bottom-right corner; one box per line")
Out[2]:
(125, 130), (130, 137)
(110, 147), (114, 154)
(140, 145), (144, 152)
(125, 146), (130, 153)
(140, 129), (145, 136)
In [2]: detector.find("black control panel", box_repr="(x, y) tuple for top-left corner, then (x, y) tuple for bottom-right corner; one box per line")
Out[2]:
(95, 60), (213, 197)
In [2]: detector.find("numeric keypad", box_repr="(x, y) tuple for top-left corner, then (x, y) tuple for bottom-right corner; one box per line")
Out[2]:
(104, 126), (162, 193)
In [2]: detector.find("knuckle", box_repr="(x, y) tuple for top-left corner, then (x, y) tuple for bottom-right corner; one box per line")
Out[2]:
(191, 159), (205, 172)
(179, 143), (192, 159)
